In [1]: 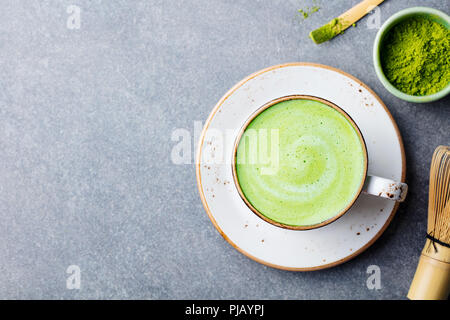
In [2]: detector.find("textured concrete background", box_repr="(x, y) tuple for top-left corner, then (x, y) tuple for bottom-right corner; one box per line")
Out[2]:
(0, 0), (448, 299)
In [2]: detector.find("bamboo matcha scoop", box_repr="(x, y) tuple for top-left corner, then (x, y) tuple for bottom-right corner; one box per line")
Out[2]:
(408, 146), (450, 300)
(310, 0), (385, 44)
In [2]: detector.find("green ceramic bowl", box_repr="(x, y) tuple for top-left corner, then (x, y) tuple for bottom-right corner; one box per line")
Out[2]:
(373, 7), (450, 103)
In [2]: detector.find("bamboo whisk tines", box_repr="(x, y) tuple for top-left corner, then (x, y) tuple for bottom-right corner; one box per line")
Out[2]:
(427, 146), (450, 246)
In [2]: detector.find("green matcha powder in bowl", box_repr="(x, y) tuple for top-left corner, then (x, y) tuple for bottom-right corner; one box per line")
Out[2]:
(373, 7), (450, 103)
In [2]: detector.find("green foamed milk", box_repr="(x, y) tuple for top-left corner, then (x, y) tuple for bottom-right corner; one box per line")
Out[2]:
(236, 99), (366, 227)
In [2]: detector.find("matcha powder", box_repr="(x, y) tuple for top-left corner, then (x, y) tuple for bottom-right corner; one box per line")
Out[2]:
(381, 17), (450, 96)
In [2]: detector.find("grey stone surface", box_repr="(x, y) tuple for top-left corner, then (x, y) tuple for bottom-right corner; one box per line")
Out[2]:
(0, 0), (449, 300)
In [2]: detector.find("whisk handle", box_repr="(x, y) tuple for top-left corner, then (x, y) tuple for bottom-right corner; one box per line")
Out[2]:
(407, 241), (450, 300)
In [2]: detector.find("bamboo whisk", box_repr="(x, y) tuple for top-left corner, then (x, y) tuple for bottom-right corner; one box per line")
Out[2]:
(408, 146), (450, 300)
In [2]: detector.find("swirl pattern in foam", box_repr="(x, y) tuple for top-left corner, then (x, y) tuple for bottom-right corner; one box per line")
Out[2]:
(235, 98), (366, 227)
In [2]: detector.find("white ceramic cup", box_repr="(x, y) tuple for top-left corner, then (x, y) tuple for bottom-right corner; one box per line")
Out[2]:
(232, 95), (408, 230)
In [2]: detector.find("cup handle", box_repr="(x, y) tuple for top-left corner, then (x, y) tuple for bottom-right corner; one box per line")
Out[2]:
(362, 175), (408, 202)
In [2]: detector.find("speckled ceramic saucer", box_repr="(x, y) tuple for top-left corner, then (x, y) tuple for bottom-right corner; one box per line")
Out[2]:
(196, 63), (406, 271)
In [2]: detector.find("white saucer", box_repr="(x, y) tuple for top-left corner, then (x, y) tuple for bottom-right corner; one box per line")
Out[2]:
(196, 63), (406, 271)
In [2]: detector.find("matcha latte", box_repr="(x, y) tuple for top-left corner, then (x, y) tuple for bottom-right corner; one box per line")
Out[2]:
(235, 98), (366, 228)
